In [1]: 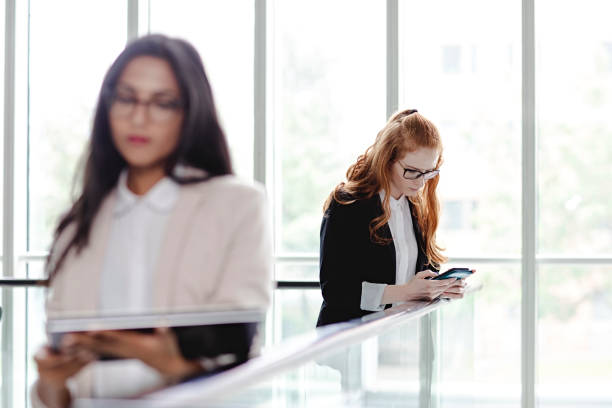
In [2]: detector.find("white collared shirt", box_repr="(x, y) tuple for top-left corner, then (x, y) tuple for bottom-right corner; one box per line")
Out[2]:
(360, 191), (419, 311)
(99, 169), (179, 313)
(93, 170), (180, 397)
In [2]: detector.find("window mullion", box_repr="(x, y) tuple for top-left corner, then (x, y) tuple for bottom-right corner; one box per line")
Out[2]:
(127, 0), (138, 43)
(521, 0), (537, 406)
(2, 1), (17, 406)
(386, 0), (398, 118)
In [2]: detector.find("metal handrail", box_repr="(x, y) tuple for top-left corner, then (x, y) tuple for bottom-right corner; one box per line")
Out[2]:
(0, 278), (317, 289)
(0, 278), (48, 286)
(276, 280), (319, 289)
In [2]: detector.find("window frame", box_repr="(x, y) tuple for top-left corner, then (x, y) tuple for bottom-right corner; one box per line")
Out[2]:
(1, 1), (611, 407)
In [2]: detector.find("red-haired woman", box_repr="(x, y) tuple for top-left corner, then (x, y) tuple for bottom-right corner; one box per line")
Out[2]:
(317, 109), (469, 326)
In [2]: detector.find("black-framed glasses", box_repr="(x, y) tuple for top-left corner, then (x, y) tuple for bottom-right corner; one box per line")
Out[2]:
(109, 92), (184, 123)
(400, 165), (440, 180)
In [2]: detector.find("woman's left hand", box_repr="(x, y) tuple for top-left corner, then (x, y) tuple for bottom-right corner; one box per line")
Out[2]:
(63, 328), (202, 382)
(441, 269), (476, 299)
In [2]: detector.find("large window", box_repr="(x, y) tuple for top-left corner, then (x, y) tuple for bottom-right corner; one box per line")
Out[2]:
(271, 0), (385, 257)
(536, 0), (612, 404)
(536, 0), (612, 257)
(0, 1), (610, 407)
(27, 0), (126, 254)
(148, 0), (255, 179)
(400, 0), (522, 258)
(399, 1), (522, 403)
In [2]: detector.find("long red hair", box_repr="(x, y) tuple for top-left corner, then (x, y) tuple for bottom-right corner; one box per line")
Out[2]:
(324, 109), (447, 267)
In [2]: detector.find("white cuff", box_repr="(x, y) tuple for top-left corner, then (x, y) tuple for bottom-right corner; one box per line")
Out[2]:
(360, 282), (387, 311)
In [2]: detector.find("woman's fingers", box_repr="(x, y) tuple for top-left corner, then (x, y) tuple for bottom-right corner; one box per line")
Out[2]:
(415, 270), (439, 279)
(442, 283), (466, 296)
(425, 279), (463, 299)
(154, 326), (171, 335)
(86, 328), (187, 378)
(431, 278), (458, 288)
(62, 331), (136, 359)
(93, 330), (143, 342)
(409, 269), (472, 301)
(34, 345), (95, 390)
(444, 278), (460, 286)
(35, 346), (91, 365)
(441, 291), (464, 299)
(56, 355), (93, 372)
(34, 347), (72, 369)
(443, 282), (466, 296)
(60, 329), (179, 365)
(446, 279), (466, 288)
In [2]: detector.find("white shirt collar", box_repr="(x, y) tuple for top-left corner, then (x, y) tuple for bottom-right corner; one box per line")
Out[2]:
(379, 190), (408, 211)
(114, 169), (180, 216)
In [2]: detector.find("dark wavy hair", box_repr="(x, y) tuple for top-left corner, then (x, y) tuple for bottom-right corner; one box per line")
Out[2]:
(47, 34), (233, 281)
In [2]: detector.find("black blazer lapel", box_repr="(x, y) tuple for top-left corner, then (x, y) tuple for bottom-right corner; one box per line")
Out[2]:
(372, 195), (396, 284)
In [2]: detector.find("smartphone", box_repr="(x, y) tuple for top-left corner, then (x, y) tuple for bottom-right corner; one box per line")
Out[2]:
(431, 267), (473, 280)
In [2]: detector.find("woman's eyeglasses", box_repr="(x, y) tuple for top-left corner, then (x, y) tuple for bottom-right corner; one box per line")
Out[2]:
(400, 165), (440, 180)
(109, 93), (183, 123)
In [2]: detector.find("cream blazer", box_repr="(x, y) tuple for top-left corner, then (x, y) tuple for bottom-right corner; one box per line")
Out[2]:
(32, 175), (272, 407)
(46, 174), (272, 317)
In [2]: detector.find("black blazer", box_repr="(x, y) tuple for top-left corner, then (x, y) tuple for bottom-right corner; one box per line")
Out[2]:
(316, 194), (438, 327)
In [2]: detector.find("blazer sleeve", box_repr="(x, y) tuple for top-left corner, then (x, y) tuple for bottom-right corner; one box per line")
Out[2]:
(318, 202), (367, 322)
(207, 186), (273, 310)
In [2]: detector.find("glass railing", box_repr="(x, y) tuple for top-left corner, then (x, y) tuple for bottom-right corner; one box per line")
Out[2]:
(14, 269), (606, 408)
(0, 275), (333, 408)
(71, 284), (482, 408)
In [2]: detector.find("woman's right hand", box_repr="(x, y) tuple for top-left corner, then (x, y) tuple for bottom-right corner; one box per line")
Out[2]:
(34, 345), (95, 408)
(382, 270), (458, 304)
(403, 270), (459, 301)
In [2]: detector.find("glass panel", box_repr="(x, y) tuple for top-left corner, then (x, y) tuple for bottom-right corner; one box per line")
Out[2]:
(537, 265), (612, 407)
(274, 262), (318, 282)
(269, 263), (521, 407)
(536, 0), (612, 256)
(273, 0), (386, 255)
(0, 284), (47, 408)
(24, 262), (47, 408)
(399, 0), (522, 257)
(264, 274), (518, 408)
(27, 0), (126, 252)
(270, 288), (322, 344)
(439, 262), (521, 407)
(148, 0), (254, 179)
(219, 316), (429, 407)
(370, 318), (421, 397)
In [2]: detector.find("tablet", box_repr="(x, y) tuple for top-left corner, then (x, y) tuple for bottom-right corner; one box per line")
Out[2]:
(47, 308), (265, 361)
